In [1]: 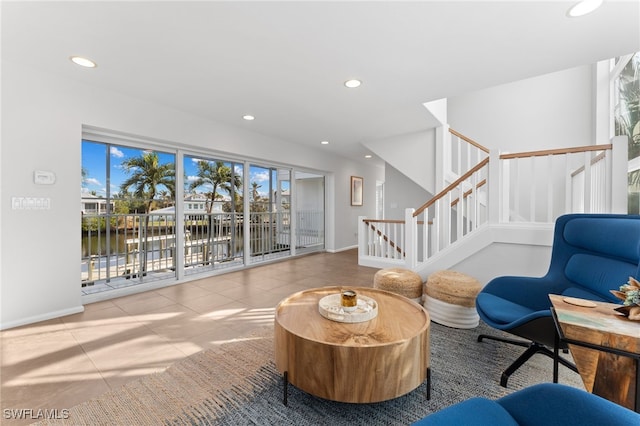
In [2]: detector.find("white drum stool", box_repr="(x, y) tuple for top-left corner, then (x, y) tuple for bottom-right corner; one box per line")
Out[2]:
(424, 270), (481, 329)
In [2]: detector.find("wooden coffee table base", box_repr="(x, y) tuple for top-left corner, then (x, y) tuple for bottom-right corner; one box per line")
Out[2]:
(274, 286), (431, 404)
(280, 368), (431, 406)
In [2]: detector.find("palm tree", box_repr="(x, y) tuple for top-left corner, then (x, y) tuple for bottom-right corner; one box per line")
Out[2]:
(251, 181), (261, 202)
(120, 152), (175, 213)
(615, 52), (640, 213)
(250, 181), (263, 211)
(615, 53), (640, 148)
(188, 160), (242, 263)
(120, 152), (175, 274)
(81, 167), (88, 188)
(189, 161), (241, 213)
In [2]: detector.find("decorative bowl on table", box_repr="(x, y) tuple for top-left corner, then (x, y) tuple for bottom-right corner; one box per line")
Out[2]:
(318, 293), (378, 323)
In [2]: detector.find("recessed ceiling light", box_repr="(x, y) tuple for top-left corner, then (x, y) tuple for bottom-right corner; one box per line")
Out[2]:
(567, 0), (603, 17)
(70, 56), (97, 68)
(320, 140), (329, 145)
(365, 154), (372, 159)
(242, 115), (255, 121)
(344, 79), (362, 88)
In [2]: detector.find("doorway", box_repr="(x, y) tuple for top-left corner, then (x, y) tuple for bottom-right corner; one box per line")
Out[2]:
(294, 171), (325, 254)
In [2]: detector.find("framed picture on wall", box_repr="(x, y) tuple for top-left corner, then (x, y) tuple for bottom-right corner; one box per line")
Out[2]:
(351, 176), (363, 206)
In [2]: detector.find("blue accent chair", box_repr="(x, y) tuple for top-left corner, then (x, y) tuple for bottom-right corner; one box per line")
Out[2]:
(476, 214), (640, 386)
(412, 383), (640, 425)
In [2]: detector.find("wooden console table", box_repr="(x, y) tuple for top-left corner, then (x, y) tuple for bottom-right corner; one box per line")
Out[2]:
(550, 294), (640, 412)
(274, 286), (430, 404)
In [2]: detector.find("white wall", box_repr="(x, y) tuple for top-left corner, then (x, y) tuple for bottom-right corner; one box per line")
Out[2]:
(415, 224), (554, 286)
(447, 65), (596, 222)
(0, 61), (382, 329)
(363, 129), (436, 193)
(448, 65), (594, 151)
(384, 164), (432, 220)
(296, 177), (324, 212)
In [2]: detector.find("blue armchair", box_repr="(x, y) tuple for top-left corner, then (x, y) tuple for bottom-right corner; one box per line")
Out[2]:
(476, 213), (640, 386)
(413, 383), (640, 425)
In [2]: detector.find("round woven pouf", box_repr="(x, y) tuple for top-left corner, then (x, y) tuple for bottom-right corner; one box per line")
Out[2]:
(424, 270), (481, 329)
(373, 268), (423, 304)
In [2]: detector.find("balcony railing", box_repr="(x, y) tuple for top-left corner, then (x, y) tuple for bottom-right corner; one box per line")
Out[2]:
(82, 209), (321, 294)
(81, 213), (177, 286)
(182, 212), (244, 273)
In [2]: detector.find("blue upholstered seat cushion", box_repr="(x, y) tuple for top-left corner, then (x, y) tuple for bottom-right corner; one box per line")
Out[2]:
(475, 293), (536, 326)
(412, 397), (519, 426)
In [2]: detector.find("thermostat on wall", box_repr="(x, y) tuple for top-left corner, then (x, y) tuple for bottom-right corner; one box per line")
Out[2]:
(34, 170), (56, 185)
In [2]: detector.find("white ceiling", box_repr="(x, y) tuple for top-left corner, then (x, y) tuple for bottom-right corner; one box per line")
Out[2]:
(3, 1), (639, 164)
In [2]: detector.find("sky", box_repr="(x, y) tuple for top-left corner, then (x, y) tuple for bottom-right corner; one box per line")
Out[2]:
(81, 140), (289, 200)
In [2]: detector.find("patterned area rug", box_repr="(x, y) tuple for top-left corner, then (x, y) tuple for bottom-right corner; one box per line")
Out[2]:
(36, 322), (583, 425)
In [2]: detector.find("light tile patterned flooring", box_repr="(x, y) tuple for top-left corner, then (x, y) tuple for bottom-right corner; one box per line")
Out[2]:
(0, 250), (378, 424)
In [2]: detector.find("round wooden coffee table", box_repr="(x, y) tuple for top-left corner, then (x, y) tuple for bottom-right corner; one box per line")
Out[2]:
(274, 286), (430, 404)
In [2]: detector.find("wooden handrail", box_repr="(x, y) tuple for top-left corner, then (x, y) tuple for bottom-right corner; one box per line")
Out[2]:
(451, 179), (487, 207)
(571, 151), (608, 178)
(362, 219), (405, 224)
(414, 157), (490, 217)
(363, 219), (428, 225)
(500, 144), (612, 160)
(449, 128), (490, 153)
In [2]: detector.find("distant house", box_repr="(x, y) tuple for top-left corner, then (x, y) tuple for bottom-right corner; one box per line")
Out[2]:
(183, 193), (210, 213)
(81, 193), (225, 216)
(81, 193), (114, 214)
(151, 194), (225, 217)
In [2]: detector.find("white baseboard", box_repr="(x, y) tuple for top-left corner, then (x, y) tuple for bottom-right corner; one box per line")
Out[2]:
(1, 305), (85, 330)
(326, 245), (357, 254)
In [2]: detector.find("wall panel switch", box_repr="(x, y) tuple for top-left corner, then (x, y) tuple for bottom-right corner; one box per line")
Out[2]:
(34, 170), (56, 185)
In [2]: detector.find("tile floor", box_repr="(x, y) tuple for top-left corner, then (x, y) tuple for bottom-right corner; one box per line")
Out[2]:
(0, 250), (378, 424)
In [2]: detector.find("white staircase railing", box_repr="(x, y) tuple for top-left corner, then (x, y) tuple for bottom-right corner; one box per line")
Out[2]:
(359, 133), (628, 269)
(500, 144), (618, 222)
(359, 219), (406, 263)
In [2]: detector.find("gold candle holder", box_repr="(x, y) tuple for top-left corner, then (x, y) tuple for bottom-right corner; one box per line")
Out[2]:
(340, 290), (358, 312)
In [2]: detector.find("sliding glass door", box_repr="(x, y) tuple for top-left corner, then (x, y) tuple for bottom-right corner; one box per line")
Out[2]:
(248, 165), (291, 262)
(82, 135), (326, 296)
(294, 171), (325, 253)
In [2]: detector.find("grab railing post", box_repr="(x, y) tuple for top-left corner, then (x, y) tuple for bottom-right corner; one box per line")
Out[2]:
(489, 149), (501, 224)
(405, 208), (417, 269)
(358, 216), (368, 261)
(583, 150), (592, 213)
